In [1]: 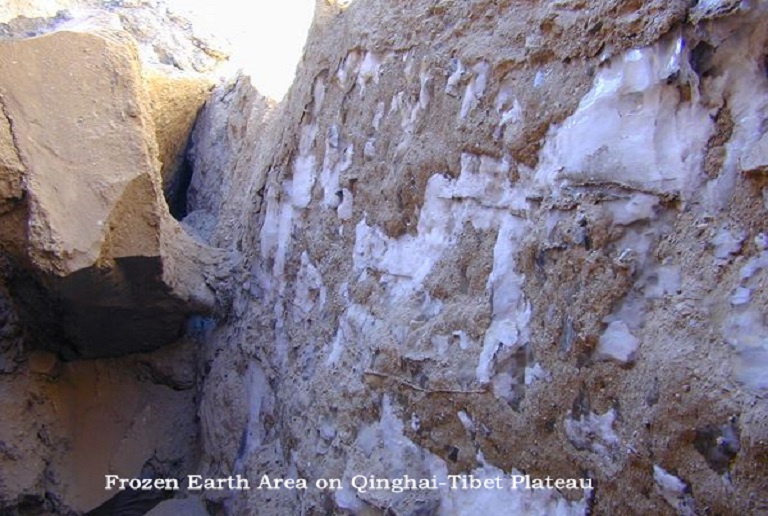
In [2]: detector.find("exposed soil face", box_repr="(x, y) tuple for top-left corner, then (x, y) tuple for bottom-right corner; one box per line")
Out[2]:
(0, 3), (231, 514)
(188, 1), (768, 514)
(1, 0), (768, 515)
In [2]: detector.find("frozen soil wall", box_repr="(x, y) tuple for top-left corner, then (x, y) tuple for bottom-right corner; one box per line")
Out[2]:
(0, 0), (767, 514)
(188, 0), (768, 514)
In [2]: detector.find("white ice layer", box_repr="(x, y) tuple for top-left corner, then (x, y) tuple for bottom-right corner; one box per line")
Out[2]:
(257, 77), (327, 367)
(722, 308), (768, 392)
(605, 193), (659, 225)
(595, 321), (639, 364)
(460, 61), (489, 118)
(476, 215), (530, 386)
(712, 228), (744, 260)
(337, 188), (354, 220)
(755, 233), (768, 251)
(653, 465), (696, 516)
(325, 303), (376, 366)
(320, 125), (354, 210)
(457, 410), (475, 434)
(494, 76), (523, 139)
(335, 395), (415, 511)
(703, 14), (768, 209)
(445, 58), (464, 95)
(259, 187), (293, 290)
(357, 51), (384, 94)
(410, 412), (421, 432)
(349, 151), (531, 393)
(261, 75), (326, 266)
(390, 64), (433, 136)
(721, 231), (765, 391)
(430, 334), (450, 356)
(418, 61), (432, 110)
(740, 250), (768, 281)
(243, 361), (271, 455)
(403, 50), (416, 81)
(740, 131), (768, 173)
(730, 287), (751, 306)
(564, 408), (620, 455)
(289, 75), (325, 208)
(524, 363), (550, 385)
(353, 152), (528, 300)
(293, 252), (327, 315)
(289, 133), (317, 208)
(336, 50), (361, 87)
(535, 34), (712, 196)
(364, 101), (386, 160)
(644, 265), (681, 299)
(338, 396), (588, 515)
(432, 331), (471, 355)
(351, 152), (531, 393)
(372, 100), (385, 130)
(454, 330), (470, 350)
(435, 463), (588, 515)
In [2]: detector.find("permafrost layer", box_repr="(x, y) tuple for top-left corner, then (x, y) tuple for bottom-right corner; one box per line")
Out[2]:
(186, 1), (768, 515)
(535, 33), (712, 197)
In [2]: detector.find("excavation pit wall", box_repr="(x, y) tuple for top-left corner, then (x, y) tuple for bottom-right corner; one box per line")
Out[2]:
(189, 1), (768, 514)
(0, 0), (767, 514)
